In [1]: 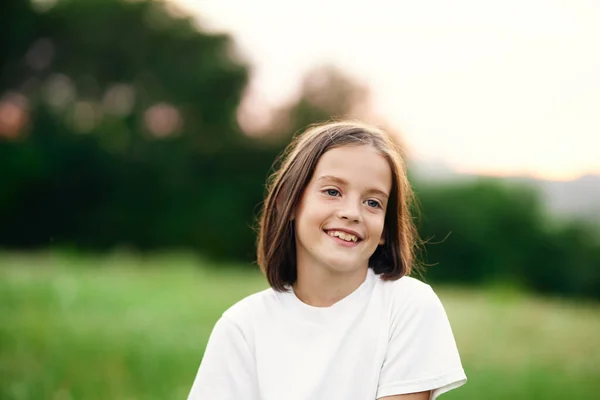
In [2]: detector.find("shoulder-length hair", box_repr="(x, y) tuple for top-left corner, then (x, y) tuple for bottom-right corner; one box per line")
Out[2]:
(257, 120), (421, 291)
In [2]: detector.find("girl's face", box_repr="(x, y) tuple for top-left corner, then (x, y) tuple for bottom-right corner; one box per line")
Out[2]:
(293, 145), (392, 278)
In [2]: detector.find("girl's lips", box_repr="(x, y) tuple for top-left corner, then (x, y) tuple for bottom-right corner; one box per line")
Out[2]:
(323, 230), (361, 247)
(324, 228), (362, 240)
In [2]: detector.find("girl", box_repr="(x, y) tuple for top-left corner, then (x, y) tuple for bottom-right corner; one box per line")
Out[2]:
(187, 120), (467, 400)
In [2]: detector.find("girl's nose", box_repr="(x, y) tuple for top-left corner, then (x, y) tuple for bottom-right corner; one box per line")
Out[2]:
(336, 201), (361, 223)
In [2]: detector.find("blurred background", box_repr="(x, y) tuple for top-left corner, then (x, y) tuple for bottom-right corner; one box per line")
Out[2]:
(1, 0), (599, 399)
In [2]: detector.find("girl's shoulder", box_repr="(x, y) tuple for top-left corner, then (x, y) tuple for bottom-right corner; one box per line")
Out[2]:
(374, 273), (442, 316)
(218, 286), (279, 328)
(375, 273), (434, 298)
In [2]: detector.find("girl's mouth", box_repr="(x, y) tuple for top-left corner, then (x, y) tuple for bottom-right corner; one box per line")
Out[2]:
(324, 229), (362, 247)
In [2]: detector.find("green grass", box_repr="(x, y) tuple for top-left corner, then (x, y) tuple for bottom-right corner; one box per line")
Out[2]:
(1, 251), (599, 399)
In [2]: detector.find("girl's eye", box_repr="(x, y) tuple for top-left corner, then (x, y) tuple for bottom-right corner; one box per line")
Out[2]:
(366, 199), (381, 208)
(324, 189), (340, 197)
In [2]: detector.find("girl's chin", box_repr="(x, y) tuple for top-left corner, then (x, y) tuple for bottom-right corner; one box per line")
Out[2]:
(319, 257), (369, 273)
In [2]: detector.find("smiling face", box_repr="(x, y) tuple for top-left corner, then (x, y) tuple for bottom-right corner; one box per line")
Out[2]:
(293, 145), (393, 279)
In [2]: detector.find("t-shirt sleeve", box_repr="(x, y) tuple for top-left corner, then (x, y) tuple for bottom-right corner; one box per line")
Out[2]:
(187, 315), (260, 400)
(376, 284), (467, 400)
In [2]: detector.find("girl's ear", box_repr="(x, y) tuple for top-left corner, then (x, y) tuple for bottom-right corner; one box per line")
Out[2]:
(379, 231), (385, 245)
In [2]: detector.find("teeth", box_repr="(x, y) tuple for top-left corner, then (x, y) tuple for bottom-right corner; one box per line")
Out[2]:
(327, 230), (358, 242)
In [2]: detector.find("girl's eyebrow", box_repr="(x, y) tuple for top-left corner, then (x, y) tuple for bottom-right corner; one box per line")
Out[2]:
(317, 175), (348, 185)
(317, 175), (389, 199)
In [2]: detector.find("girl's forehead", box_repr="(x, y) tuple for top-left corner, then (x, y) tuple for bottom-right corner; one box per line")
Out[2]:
(311, 145), (392, 190)
(315, 145), (388, 170)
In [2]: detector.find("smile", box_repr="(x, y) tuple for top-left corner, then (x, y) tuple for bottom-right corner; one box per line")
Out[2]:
(324, 229), (362, 243)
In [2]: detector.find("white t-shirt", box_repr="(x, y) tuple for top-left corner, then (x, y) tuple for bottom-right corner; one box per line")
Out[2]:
(187, 268), (467, 400)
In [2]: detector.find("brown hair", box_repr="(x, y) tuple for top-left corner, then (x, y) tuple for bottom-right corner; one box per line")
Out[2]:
(256, 120), (421, 291)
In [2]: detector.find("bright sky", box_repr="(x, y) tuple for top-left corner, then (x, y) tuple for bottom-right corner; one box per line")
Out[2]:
(173, 0), (600, 181)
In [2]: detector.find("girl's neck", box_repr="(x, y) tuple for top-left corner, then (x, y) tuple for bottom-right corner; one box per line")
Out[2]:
(292, 265), (368, 308)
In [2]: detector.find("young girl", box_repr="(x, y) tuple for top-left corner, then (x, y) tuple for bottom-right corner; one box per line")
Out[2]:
(187, 120), (467, 400)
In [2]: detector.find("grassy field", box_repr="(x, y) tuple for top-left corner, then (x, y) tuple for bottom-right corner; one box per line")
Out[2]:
(1, 252), (599, 400)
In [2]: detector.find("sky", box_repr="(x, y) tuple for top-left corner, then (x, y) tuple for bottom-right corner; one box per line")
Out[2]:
(173, 0), (600, 181)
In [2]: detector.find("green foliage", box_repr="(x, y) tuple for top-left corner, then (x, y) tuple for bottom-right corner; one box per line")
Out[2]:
(1, 253), (599, 399)
(415, 178), (600, 299)
(0, 0), (283, 259)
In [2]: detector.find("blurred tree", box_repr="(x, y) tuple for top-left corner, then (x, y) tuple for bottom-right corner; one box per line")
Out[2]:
(0, 0), (252, 255)
(414, 178), (600, 299)
(272, 66), (371, 136)
(416, 179), (546, 282)
(245, 65), (379, 144)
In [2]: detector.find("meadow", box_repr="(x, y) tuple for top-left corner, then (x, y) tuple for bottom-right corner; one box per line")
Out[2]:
(1, 252), (599, 400)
